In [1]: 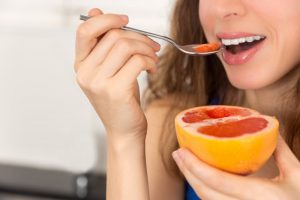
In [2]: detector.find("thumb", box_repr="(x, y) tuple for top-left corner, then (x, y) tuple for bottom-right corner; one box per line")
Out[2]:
(274, 134), (299, 177)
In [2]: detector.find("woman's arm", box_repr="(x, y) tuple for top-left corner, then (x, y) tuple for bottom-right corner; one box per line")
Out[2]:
(74, 8), (160, 200)
(107, 132), (149, 200)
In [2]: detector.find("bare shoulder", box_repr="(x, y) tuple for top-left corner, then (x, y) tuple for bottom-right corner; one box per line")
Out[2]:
(145, 93), (193, 113)
(144, 93), (195, 132)
(144, 94), (185, 200)
(144, 94), (177, 120)
(144, 94), (183, 150)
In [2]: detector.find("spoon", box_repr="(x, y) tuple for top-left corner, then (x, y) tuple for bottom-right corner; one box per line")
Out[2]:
(80, 15), (222, 56)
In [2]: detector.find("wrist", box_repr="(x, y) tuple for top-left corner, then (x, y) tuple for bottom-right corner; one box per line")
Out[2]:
(107, 131), (146, 154)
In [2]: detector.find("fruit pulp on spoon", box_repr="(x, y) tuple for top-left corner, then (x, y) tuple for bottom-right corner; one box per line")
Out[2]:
(193, 42), (221, 53)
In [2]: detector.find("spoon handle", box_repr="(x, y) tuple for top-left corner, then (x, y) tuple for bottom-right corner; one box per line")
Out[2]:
(79, 15), (178, 47)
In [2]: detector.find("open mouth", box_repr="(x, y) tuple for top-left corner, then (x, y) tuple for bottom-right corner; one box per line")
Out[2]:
(216, 33), (266, 65)
(221, 35), (266, 54)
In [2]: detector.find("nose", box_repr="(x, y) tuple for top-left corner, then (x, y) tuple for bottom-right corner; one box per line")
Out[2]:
(212, 0), (247, 20)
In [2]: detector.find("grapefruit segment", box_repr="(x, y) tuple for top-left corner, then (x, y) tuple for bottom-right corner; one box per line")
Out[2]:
(182, 111), (208, 123)
(198, 117), (269, 137)
(206, 107), (252, 118)
(175, 105), (279, 175)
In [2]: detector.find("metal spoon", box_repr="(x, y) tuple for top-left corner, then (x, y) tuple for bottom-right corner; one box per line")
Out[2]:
(80, 15), (222, 56)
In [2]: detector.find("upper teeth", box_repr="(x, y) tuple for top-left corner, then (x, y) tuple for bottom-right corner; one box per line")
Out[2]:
(221, 36), (265, 46)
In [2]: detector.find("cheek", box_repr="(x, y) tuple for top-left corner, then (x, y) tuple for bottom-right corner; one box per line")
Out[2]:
(280, 28), (300, 68)
(268, 4), (300, 80)
(198, 1), (214, 40)
(279, 13), (300, 64)
(254, 0), (300, 54)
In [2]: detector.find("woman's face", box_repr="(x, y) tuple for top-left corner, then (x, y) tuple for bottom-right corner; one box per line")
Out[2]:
(199, 0), (300, 89)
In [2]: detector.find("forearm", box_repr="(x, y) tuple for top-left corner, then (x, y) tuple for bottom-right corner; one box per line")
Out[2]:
(106, 134), (149, 200)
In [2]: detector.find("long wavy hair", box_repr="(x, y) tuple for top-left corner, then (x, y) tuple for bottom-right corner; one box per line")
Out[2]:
(145, 0), (300, 175)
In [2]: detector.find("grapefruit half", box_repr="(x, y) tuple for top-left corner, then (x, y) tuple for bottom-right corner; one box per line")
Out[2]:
(175, 105), (279, 175)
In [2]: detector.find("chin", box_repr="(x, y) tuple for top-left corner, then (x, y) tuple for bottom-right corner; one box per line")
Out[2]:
(228, 75), (271, 90)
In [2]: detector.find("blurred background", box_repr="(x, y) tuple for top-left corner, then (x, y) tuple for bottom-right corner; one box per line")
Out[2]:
(0, 0), (173, 199)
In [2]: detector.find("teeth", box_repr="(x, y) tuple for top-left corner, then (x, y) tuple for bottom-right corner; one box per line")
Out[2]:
(231, 39), (240, 45)
(246, 37), (254, 42)
(221, 35), (265, 46)
(254, 36), (261, 40)
(239, 38), (246, 43)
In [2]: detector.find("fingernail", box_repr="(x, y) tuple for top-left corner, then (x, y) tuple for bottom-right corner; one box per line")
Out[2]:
(172, 151), (180, 163)
(154, 42), (161, 51)
(120, 15), (129, 22)
(177, 149), (185, 160)
(173, 149), (185, 162)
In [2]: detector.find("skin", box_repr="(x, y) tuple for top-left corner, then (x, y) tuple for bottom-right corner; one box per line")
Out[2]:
(173, 135), (300, 200)
(199, 0), (300, 115)
(200, 0), (300, 91)
(172, 0), (300, 199)
(75, 8), (159, 200)
(74, 1), (300, 199)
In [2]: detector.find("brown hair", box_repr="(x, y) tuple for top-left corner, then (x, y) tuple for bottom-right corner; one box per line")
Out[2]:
(145, 0), (300, 175)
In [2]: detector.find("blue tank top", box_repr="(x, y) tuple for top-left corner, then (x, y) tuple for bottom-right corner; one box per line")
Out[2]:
(184, 97), (219, 200)
(185, 182), (201, 200)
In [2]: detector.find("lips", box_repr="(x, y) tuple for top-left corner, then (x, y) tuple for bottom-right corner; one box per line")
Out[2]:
(216, 32), (266, 65)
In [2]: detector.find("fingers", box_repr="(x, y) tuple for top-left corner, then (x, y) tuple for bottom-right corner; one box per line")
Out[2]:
(89, 54), (157, 94)
(114, 55), (157, 85)
(75, 13), (129, 71)
(180, 165), (238, 200)
(97, 38), (158, 78)
(75, 8), (160, 99)
(78, 52), (157, 98)
(172, 148), (261, 199)
(83, 29), (160, 68)
(173, 150), (237, 200)
(274, 135), (300, 177)
(193, 184), (238, 200)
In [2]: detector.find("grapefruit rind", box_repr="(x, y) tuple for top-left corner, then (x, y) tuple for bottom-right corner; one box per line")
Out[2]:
(175, 105), (279, 175)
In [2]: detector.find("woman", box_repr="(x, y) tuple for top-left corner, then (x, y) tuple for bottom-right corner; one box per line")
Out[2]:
(74, 0), (300, 199)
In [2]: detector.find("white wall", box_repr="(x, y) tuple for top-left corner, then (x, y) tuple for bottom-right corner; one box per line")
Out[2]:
(0, 0), (173, 173)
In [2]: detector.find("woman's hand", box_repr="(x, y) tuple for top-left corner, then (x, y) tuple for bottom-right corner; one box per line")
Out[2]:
(172, 135), (300, 200)
(74, 8), (160, 142)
